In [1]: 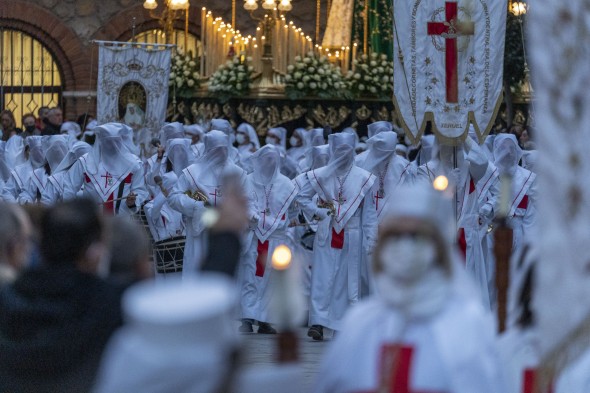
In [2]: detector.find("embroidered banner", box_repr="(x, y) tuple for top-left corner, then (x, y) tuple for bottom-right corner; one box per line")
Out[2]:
(97, 43), (171, 136)
(393, 0), (507, 143)
(531, 0), (590, 380)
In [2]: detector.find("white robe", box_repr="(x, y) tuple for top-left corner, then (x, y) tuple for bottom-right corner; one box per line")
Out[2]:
(167, 162), (247, 278)
(40, 171), (67, 206)
(497, 328), (541, 393)
(417, 148), (492, 309)
(19, 166), (48, 204)
(240, 173), (298, 322)
(299, 166), (377, 330)
(315, 290), (504, 393)
(2, 162), (34, 203)
(63, 155), (148, 216)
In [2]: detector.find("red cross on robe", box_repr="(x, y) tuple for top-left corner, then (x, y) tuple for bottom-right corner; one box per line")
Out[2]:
(427, 1), (475, 103)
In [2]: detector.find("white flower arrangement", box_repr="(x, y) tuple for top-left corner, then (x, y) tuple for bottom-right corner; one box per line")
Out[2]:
(169, 51), (201, 97)
(285, 51), (348, 99)
(346, 52), (393, 99)
(208, 55), (254, 102)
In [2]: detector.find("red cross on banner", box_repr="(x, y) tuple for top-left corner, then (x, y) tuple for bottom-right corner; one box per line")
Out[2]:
(427, 1), (475, 103)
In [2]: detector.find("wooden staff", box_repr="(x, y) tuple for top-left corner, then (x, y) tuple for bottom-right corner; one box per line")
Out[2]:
(495, 174), (514, 333)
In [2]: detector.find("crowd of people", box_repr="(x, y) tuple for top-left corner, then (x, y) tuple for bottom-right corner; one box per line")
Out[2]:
(0, 110), (551, 392)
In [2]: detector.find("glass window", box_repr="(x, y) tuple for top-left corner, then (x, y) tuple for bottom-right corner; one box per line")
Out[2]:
(0, 29), (63, 127)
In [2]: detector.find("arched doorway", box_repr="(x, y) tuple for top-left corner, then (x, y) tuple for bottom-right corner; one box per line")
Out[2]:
(0, 28), (63, 127)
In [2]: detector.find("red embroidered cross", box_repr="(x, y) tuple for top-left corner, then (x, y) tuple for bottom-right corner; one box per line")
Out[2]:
(427, 1), (474, 103)
(374, 192), (384, 211)
(100, 172), (113, 188)
(260, 209), (268, 228)
(208, 188), (221, 207)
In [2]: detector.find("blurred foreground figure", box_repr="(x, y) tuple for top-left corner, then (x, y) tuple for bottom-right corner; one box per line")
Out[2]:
(94, 274), (238, 393)
(314, 184), (504, 393)
(0, 203), (32, 285)
(0, 199), (124, 392)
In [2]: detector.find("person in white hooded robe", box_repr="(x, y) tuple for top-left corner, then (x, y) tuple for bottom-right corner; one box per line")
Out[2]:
(145, 122), (186, 197)
(417, 137), (494, 309)
(19, 135), (68, 204)
(297, 128), (326, 173)
(184, 124), (206, 160)
(356, 121), (393, 164)
(315, 183), (504, 393)
(236, 122), (260, 172)
(292, 144), (331, 310)
(287, 127), (310, 163)
(298, 132), (377, 340)
(266, 127), (298, 179)
(0, 142), (12, 196)
(356, 131), (414, 295)
(210, 118), (241, 165)
(167, 130), (249, 278)
(143, 138), (189, 260)
(493, 134), (536, 261)
(63, 123), (148, 216)
(2, 135), (45, 202)
(41, 141), (92, 205)
(239, 145), (299, 334)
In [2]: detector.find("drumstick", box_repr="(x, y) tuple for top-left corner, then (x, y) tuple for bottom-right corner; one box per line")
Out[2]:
(154, 176), (169, 197)
(288, 221), (320, 228)
(98, 196), (129, 204)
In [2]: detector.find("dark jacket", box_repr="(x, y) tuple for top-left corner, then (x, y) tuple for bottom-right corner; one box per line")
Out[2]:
(42, 118), (61, 135)
(0, 266), (124, 393)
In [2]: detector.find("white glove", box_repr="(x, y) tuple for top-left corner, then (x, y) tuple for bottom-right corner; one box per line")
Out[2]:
(314, 208), (331, 221)
(479, 203), (493, 224)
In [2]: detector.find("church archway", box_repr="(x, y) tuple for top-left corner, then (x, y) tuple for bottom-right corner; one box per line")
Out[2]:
(0, 28), (63, 127)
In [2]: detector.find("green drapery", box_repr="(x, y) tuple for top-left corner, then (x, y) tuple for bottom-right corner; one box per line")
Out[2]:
(352, 0), (393, 60)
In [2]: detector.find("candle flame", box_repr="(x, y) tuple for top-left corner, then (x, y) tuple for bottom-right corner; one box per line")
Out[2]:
(433, 176), (449, 191)
(272, 245), (292, 270)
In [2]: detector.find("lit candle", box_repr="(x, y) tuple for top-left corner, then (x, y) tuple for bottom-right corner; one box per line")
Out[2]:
(271, 245), (292, 329)
(433, 175), (449, 192)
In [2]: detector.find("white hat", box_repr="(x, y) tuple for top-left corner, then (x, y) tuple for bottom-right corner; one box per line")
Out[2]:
(367, 121), (392, 138)
(94, 275), (238, 393)
(60, 121), (82, 138)
(382, 183), (453, 239)
(184, 124), (205, 137)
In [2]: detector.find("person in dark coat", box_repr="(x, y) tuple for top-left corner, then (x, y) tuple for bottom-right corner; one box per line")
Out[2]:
(0, 198), (124, 393)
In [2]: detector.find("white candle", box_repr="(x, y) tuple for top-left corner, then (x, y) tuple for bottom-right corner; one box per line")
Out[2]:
(272, 245), (292, 329)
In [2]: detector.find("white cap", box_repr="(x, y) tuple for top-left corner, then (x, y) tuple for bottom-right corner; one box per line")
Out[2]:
(94, 274), (238, 393)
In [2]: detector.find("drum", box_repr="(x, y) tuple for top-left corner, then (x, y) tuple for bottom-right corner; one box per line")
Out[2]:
(153, 236), (186, 274)
(131, 202), (152, 241)
(300, 229), (316, 251)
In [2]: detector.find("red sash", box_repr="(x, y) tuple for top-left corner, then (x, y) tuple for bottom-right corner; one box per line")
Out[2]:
(331, 228), (345, 249)
(256, 240), (269, 277)
(457, 228), (467, 263)
(517, 195), (529, 210)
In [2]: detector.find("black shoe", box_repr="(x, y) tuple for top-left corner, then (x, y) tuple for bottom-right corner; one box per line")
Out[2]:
(257, 322), (277, 334)
(239, 319), (254, 333)
(307, 325), (323, 341)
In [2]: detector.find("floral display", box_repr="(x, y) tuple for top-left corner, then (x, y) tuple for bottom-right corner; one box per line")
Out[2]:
(208, 55), (255, 102)
(285, 52), (347, 99)
(169, 51), (200, 98)
(346, 52), (393, 99)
